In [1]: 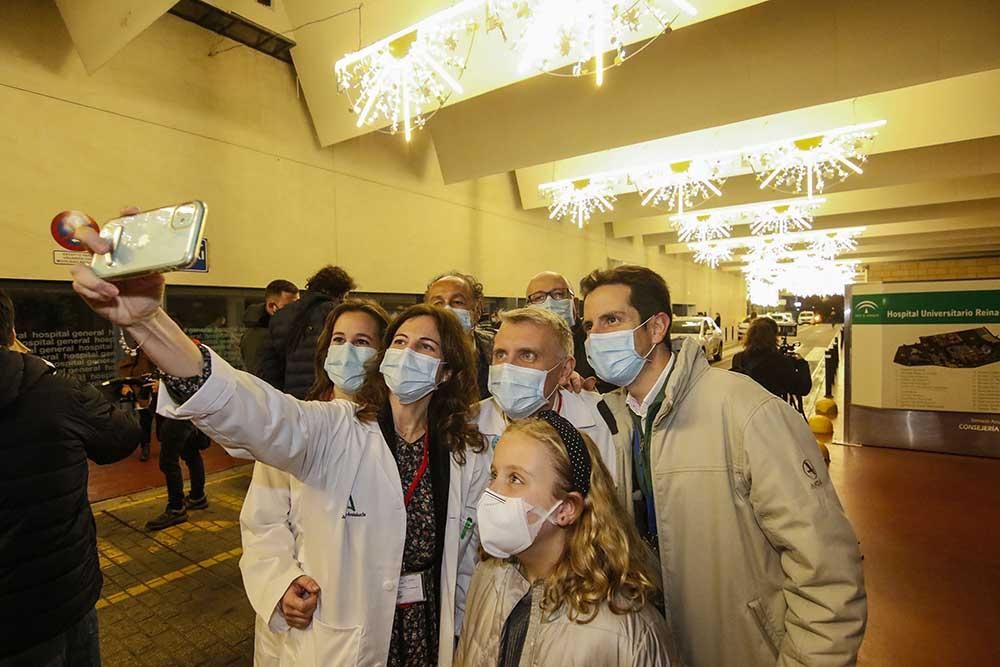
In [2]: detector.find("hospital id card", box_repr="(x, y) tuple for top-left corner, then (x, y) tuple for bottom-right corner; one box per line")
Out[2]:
(397, 573), (426, 605)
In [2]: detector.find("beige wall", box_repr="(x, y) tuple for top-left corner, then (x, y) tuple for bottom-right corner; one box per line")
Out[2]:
(866, 257), (1000, 283)
(0, 1), (746, 325)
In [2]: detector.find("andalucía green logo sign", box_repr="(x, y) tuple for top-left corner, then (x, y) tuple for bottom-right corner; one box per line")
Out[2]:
(852, 291), (1000, 325)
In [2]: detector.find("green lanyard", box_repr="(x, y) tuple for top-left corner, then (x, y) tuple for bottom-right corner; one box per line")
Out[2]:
(630, 377), (670, 535)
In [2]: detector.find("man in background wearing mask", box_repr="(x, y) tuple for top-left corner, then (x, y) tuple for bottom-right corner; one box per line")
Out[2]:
(425, 270), (494, 398)
(524, 271), (613, 393)
(477, 307), (617, 478)
(580, 265), (866, 667)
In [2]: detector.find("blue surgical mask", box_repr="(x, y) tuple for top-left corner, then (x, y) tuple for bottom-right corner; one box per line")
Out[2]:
(447, 306), (474, 332)
(324, 343), (376, 394)
(536, 297), (575, 328)
(379, 347), (442, 404)
(488, 361), (562, 419)
(584, 316), (656, 387)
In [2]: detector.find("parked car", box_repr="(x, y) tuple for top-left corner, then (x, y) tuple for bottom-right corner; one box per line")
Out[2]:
(738, 315), (753, 341)
(671, 316), (724, 361)
(798, 310), (815, 325)
(768, 312), (799, 337)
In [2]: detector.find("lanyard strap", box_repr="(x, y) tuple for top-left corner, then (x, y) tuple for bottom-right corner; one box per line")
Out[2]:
(403, 431), (430, 507)
(631, 427), (657, 536)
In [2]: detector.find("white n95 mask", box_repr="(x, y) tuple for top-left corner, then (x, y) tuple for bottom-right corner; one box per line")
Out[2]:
(477, 488), (562, 559)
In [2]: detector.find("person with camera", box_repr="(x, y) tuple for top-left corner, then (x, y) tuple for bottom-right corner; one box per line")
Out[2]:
(1, 289), (142, 666)
(731, 317), (813, 402)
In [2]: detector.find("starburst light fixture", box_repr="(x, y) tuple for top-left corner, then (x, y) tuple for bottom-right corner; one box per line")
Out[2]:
(809, 231), (860, 259)
(540, 177), (619, 227)
(632, 159), (725, 213)
(690, 242), (733, 268)
(671, 196), (824, 242)
(499, 0), (696, 85)
(747, 120), (887, 198)
(747, 198), (823, 235)
(335, 3), (478, 141)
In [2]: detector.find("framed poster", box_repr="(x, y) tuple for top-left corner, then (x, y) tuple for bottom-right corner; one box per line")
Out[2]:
(845, 279), (1000, 458)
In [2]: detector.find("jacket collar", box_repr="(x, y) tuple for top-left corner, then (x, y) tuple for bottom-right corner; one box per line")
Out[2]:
(651, 337), (711, 427)
(477, 389), (596, 438)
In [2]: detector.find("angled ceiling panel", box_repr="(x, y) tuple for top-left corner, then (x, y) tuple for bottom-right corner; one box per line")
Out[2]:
(54, 0), (178, 73)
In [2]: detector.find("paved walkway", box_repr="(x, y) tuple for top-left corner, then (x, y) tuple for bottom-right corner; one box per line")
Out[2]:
(92, 466), (256, 667)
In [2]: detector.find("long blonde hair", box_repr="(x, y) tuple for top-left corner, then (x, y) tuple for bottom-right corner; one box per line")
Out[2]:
(493, 418), (661, 622)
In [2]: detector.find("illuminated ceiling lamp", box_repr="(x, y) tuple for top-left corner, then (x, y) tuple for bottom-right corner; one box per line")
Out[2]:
(748, 197), (824, 235)
(541, 177), (618, 227)
(334, 3), (478, 141)
(808, 230), (860, 258)
(748, 120), (887, 198)
(690, 241), (733, 268)
(633, 159), (725, 213)
(672, 212), (733, 243)
(502, 0), (695, 85)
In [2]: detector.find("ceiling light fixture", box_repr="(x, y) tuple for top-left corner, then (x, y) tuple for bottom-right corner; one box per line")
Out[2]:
(334, 2), (478, 141)
(690, 242), (733, 268)
(540, 177), (619, 227)
(747, 120), (886, 198)
(499, 0), (694, 85)
(632, 159), (725, 213)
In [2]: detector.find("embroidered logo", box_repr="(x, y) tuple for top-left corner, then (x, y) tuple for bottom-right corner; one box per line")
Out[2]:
(802, 459), (823, 488)
(342, 494), (367, 519)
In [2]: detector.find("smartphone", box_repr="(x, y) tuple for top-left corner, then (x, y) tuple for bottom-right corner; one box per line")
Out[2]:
(90, 202), (207, 280)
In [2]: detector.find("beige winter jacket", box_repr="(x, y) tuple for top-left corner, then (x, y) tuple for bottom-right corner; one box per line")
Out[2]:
(605, 338), (866, 667)
(455, 559), (674, 666)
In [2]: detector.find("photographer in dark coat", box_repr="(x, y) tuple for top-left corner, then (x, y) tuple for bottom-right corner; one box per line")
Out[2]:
(0, 289), (141, 665)
(731, 316), (812, 400)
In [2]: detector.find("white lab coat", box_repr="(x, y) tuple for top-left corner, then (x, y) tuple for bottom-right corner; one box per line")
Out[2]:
(239, 462), (303, 666)
(476, 389), (618, 482)
(158, 349), (491, 667)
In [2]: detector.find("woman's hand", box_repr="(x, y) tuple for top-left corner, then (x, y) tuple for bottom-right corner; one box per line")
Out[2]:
(66, 206), (203, 378)
(69, 207), (165, 326)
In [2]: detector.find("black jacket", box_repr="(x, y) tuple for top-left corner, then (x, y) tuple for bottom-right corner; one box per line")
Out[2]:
(260, 291), (336, 399)
(0, 350), (141, 658)
(239, 303), (270, 377)
(472, 327), (495, 400)
(731, 349), (812, 399)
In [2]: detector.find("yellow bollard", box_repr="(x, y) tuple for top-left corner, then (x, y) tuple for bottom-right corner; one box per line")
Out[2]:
(809, 415), (833, 435)
(815, 398), (839, 418)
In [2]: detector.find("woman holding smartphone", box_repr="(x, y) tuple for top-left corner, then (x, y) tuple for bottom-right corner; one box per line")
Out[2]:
(69, 228), (490, 667)
(240, 299), (390, 666)
(456, 413), (676, 666)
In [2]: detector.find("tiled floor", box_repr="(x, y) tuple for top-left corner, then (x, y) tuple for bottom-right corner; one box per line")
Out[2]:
(93, 468), (255, 667)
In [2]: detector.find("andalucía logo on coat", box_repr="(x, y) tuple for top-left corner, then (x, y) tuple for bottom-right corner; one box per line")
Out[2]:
(343, 495), (366, 519)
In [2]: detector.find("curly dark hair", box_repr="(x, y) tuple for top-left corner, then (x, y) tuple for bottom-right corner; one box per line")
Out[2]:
(744, 317), (779, 354)
(305, 265), (356, 298)
(353, 303), (484, 463)
(305, 299), (392, 401)
(425, 271), (485, 312)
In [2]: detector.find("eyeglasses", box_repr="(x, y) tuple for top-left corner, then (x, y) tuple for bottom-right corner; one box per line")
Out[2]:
(526, 288), (574, 305)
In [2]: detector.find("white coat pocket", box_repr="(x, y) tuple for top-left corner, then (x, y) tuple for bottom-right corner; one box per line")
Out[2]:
(311, 620), (362, 666)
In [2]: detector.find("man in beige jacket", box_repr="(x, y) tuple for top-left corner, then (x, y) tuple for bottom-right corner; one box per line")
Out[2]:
(580, 265), (867, 667)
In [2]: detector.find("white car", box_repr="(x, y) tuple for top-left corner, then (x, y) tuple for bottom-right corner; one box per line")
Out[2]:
(768, 312), (799, 337)
(671, 316), (724, 361)
(798, 310), (815, 325)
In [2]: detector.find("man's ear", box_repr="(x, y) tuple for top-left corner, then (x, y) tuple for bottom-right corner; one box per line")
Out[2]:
(266, 302), (278, 316)
(650, 312), (671, 345)
(557, 356), (576, 385)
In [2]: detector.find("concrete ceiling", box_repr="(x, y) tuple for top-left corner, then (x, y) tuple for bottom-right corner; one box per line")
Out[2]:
(53, 0), (1000, 274)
